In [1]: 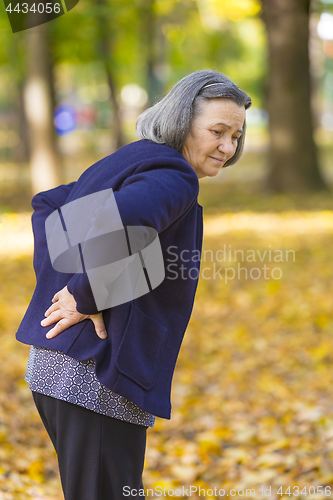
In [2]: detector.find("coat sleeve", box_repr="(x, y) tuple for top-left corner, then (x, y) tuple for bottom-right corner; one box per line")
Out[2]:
(66, 158), (199, 315)
(31, 182), (76, 278)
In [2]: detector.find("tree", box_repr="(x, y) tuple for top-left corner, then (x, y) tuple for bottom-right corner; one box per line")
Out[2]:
(136, 0), (166, 106)
(95, 0), (126, 149)
(23, 25), (62, 194)
(261, 0), (327, 192)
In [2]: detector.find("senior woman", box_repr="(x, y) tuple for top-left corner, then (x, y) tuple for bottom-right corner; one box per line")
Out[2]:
(16, 69), (251, 500)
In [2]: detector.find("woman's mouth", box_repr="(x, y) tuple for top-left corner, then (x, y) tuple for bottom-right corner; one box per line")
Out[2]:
(210, 156), (226, 164)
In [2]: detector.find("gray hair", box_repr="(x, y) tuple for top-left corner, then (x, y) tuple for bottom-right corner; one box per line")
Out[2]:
(136, 70), (252, 168)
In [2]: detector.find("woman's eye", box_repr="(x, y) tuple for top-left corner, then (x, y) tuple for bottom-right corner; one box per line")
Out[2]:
(232, 136), (239, 142)
(212, 130), (221, 135)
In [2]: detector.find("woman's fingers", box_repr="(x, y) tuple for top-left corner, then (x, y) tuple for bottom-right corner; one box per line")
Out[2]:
(44, 302), (60, 317)
(45, 318), (71, 339)
(89, 313), (107, 339)
(44, 313), (104, 340)
(42, 287), (107, 341)
(41, 310), (63, 327)
(52, 292), (60, 303)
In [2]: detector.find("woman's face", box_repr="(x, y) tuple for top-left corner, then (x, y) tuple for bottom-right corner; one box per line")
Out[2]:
(182, 98), (246, 179)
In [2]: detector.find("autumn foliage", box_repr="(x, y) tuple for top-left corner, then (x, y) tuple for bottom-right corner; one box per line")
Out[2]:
(1, 187), (333, 499)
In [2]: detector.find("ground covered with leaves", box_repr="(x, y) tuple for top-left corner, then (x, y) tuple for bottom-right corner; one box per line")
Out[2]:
(1, 186), (333, 499)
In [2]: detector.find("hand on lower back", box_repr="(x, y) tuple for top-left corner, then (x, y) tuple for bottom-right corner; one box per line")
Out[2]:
(41, 286), (107, 340)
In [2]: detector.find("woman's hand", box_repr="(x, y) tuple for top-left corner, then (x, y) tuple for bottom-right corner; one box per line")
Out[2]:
(41, 286), (107, 340)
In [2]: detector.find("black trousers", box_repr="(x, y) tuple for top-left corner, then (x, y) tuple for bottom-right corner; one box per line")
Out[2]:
(32, 391), (147, 500)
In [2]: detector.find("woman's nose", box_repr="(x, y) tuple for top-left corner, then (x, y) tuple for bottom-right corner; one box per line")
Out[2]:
(217, 139), (235, 157)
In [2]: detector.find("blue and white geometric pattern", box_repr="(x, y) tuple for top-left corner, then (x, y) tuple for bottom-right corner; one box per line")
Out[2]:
(25, 346), (155, 427)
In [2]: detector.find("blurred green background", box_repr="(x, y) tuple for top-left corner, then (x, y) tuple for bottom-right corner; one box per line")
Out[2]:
(0, 0), (332, 208)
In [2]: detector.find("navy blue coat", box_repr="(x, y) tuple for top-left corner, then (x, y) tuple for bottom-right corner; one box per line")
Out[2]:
(16, 139), (203, 419)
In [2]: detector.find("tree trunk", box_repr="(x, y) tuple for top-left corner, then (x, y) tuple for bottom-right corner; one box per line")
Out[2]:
(15, 81), (30, 163)
(261, 0), (327, 192)
(104, 60), (126, 150)
(95, 0), (126, 150)
(137, 0), (165, 106)
(23, 25), (62, 195)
